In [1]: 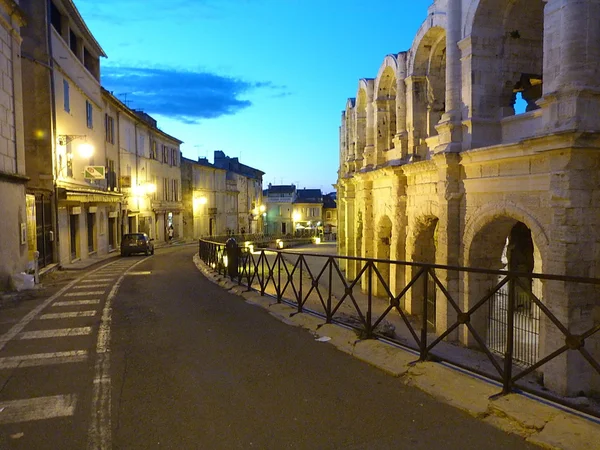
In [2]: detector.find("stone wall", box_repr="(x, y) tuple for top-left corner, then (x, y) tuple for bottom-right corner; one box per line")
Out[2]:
(337, 0), (600, 396)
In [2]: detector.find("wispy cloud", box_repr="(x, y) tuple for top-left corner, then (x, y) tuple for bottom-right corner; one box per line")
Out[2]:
(102, 66), (279, 124)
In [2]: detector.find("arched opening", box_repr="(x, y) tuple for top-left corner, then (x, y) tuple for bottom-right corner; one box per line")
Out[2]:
(467, 218), (542, 367)
(407, 217), (438, 323)
(375, 215), (392, 297)
(355, 89), (368, 162)
(375, 66), (397, 158)
(344, 99), (356, 172)
(409, 27), (446, 157)
(471, 0), (544, 121)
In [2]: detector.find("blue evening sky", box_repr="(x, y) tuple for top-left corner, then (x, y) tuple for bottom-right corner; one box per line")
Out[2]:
(76, 0), (433, 192)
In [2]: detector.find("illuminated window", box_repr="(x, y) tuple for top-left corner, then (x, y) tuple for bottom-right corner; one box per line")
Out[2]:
(63, 79), (70, 112)
(86, 100), (93, 128)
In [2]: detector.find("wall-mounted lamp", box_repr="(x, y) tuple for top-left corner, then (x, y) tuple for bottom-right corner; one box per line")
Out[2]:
(57, 134), (87, 146)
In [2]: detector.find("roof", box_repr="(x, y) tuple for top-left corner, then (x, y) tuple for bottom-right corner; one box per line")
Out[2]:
(323, 193), (336, 209)
(294, 188), (322, 204)
(266, 184), (296, 195)
(101, 88), (183, 145)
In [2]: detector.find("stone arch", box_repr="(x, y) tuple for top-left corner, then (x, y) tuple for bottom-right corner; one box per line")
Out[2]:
(406, 26), (447, 157)
(374, 56), (399, 159)
(462, 203), (549, 354)
(375, 215), (393, 296)
(463, 201), (549, 268)
(355, 79), (373, 162)
(467, 0), (545, 122)
(344, 98), (356, 171)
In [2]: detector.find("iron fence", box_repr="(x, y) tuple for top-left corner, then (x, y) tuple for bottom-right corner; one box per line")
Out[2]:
(198, 238), (600, 417)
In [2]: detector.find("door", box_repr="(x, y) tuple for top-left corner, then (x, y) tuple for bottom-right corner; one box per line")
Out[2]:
(70, 214), (78, 260)
(35, 194), (54, 267)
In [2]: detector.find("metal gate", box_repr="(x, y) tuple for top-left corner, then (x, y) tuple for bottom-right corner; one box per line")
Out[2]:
(487, 281), (540, 367)
(35, 194), (54, 268)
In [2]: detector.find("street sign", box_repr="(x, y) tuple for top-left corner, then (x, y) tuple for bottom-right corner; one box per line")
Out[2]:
(84, 166), (106, 179)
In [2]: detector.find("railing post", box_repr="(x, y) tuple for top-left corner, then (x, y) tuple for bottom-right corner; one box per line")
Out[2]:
(420, 268), (429, 361)
(277, 253), (282, 302)
(366, 261), (373, 338)
(503, 275), (516, 394)
(327, 257), (333, 322)
(298, 256), (303, 313)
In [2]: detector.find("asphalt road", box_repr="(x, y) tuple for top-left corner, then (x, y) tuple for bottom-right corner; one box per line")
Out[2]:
(109, 246), (539, 450)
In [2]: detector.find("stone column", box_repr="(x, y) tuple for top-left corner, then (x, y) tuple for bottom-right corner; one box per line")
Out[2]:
(434, 0), (462, 153)
(359, 179), (374, 292)
(434, 152), (462, 340)
(394, 52), (408, 158)
(541, 0), (600, 132)
(542, 149), (600, 396)
(389, 170), (407, 297)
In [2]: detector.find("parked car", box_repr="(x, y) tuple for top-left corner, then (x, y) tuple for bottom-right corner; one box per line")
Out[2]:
(121, 233), (155, 256)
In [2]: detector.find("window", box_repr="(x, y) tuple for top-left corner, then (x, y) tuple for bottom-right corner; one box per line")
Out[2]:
(63, 79), (70, 112)
(172, 179), (179, 201)
(150, 140), (157, 159)
(278, 206), (282, 216)
(69, 29), (78, 55)
(50, 2), (62, 32)
(162, 145), (168, 163)
(326, 211), (331, 219)
(104, 114), (114, 144)
(86, 100), (93, 128)
(106, 159), (116, 191)
(163, 178), (169, 201)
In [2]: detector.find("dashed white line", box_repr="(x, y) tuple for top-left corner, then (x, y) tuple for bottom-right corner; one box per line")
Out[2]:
(80, 279), (112, 283)
(72, 284), (109, 289)
(53, 300), (100, 306)
(40, 311), (97, 320)
(18, 327), (92, 339)
(88, 257), (148, 450)
(64, 291), (105, 297)
(0, 395), (77, 424)
(0, 351), (88, 369)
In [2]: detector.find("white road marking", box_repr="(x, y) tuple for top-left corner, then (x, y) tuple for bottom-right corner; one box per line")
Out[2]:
(53, 300), (100, 306)
(0, 351), (88, 369)
(0, 395), (77, 424)
(88, 257), (147, 450)
(40, 311), (97, 320)
(64, 291), (105, 297)
(72, 284), (109, 289)
(80, 279), (112, 283)
(19, 327), (92, 339)
(126, 271), (152, 276)
(0, 261), (119, 353)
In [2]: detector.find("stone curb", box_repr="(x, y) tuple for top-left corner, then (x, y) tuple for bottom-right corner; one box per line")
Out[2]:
(192, 254), (600, 450)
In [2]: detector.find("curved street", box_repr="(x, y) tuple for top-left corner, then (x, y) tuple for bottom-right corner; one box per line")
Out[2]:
(0, 246), (539, 449)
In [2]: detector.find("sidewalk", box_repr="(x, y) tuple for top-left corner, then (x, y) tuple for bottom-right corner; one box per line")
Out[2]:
(193, 250), (600, 450)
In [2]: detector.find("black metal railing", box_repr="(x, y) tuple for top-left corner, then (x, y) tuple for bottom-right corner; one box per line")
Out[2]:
(198, 238), (600, 416)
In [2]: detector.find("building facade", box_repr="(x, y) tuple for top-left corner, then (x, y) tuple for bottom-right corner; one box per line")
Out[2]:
(213, 151), (264, 235)
(0, 1), (26, 290)
(182, 152), (264, 238)
(263, 184), (295, 236)
(22, 0), (123, 269)
(337, 0), (600, 397)
(292, 189), (323, 236)
(104, 91), (183, 244)
(322, 192), (337, 240)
